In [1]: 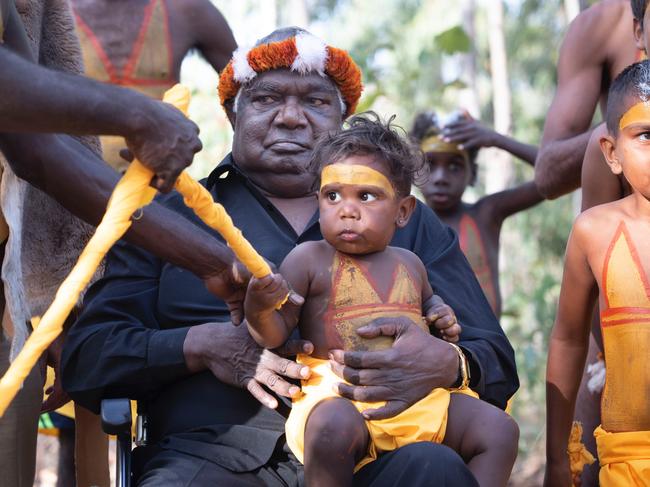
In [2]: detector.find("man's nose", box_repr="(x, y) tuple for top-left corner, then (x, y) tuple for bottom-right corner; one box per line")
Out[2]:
(275, 98), (307, 129)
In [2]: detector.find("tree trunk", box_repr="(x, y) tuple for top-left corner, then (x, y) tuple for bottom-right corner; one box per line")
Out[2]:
(564, 0), (581, 22)
(460, 0), (480, 117)
(485, 0), (513, 193)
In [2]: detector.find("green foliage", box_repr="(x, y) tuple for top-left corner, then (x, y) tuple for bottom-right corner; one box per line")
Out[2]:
(434, 25), (472, 54)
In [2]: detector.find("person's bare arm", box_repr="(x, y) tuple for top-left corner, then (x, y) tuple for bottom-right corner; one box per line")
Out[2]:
(0, 3), (200, 192)
(0, 132), (248, 311)
(443, 118), (537, 166)
(184, 0), (237, 72)
(244, 244), (311, 349)
(535, 8), (608, 199)
(581, 123), (627, 211)
(481, 181), (544, 224)
(545, 215), (599, 487)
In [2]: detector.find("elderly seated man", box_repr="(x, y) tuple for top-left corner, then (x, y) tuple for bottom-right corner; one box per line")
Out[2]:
(62, 28), (518, 486)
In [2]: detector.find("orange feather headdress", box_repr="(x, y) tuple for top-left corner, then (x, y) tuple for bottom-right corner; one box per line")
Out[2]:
(218, 32), (363, 118)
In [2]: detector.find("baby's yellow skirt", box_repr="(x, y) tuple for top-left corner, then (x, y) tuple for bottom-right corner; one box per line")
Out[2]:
(595, 425), (650, 486)
(285, 355), (450, 471)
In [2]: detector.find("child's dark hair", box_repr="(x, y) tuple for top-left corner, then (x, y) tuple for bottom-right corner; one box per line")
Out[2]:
(631, 0), (649, 22)
(606, 60), (650, 135)
(311, 111), (424, 197)
(410, 111), (479, 185)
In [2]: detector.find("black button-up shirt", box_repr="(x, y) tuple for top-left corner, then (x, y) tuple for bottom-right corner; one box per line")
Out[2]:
(62, 154), (517, 472)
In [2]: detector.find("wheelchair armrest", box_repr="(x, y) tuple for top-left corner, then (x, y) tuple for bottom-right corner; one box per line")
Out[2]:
(101, 398), (132, 437)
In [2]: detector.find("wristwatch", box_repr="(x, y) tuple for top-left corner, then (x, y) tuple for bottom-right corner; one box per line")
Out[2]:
(448, 342), (471, 390)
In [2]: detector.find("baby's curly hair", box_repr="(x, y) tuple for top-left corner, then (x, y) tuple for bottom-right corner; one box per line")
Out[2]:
(311, 112), (424, 197)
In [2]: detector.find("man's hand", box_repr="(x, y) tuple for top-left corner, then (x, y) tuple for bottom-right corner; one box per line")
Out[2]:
(183, 322), (313, 409)
(442, 116), (498, 151)
(424, 294), (461, 343)
(203, 260), (251, 325)
(41, 336), (71, 413)
(329, 317), (458, 420)
(126, 101), (202, 193)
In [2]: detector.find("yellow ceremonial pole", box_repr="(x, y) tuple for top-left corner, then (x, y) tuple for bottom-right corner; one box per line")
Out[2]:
(0, 84), (271, 416)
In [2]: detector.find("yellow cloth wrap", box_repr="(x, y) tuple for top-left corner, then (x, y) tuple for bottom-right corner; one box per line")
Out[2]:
(595, 425), (650, 486)
(285, 355), (450, 472)
(619, 102), (650, 131)
(420, 133), (469, 162)
(0, 84), (272, 417)
(320, 164), (396, 199)
(568, 421), (596, 485)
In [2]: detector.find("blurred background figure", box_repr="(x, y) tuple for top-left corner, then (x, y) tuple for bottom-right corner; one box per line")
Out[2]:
(411, 111), (542, 320)
(71, 0), (237, 171)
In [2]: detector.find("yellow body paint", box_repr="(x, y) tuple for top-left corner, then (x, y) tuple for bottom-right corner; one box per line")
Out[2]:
(420, 133), (469, 162)
(321, 164), (395, 198)
(619, 101), (650, 130)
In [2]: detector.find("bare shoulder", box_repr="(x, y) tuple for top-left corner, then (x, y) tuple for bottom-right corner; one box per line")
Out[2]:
(387, 246), (427, 275)
(561, 0), (629, 61)
(573, 199), (626, 244)
(281, 240), (332, 270)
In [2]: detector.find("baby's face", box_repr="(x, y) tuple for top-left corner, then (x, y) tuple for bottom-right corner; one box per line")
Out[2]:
(318, 154), (403, 255)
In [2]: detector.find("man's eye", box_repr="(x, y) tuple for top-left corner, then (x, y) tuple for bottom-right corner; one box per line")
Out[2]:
(360, 192), (377, 202)
(309, 98), (325, 106)
(449, 163), (460, 172)
(255, 95), (277, 104)
(327, 191), (341, 202)
(639, 132), (650, 141)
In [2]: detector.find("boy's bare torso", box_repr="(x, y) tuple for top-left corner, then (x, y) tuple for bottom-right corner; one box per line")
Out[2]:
(580, 197), (650, 431)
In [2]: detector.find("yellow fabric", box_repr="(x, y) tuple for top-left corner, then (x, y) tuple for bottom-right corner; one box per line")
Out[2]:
(595, 425), (650, 486)
(286, 355), (450, 472)
(320, 164), (395, 199)
(420, 133), (469, 162)
(600, 222), (650, 432)
(0, 84), (271, 417)
(568, 421), (596, 485)
(619, 102), (650, 131)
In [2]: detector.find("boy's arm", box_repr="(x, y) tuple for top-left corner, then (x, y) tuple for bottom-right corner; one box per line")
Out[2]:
(244, 244), (312, 349)
(545, 217), (598, 486)
(443, 117), (537, 166)
(480, 181), (544, 223)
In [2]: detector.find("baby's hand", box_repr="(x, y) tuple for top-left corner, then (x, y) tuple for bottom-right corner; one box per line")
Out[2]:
(423, 294), (462, 343)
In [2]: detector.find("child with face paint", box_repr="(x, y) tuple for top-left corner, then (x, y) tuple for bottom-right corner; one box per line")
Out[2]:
(545, 60), (650, 487)
(411, 112), (543, 319)
(244, 114), (519, 487)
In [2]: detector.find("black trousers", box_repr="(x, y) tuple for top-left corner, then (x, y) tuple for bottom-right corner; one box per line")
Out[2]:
(134, 441), (479, 487)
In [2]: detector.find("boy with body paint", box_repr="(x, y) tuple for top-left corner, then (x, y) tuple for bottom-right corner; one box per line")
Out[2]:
(545, 61), (650, 487)
(244, 114), (519, 487)
(411, 112), (543, 319)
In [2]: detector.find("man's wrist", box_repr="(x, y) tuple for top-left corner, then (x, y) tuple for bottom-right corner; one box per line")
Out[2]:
(448, 342), (470, 389)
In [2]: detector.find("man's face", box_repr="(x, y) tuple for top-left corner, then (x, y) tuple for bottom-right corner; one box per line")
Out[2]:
(231, 69), (343, 197)
(418, 152), (471, 213)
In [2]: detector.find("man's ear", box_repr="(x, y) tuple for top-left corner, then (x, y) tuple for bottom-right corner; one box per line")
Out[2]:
(634, 19), (646, 53)
(599, 133), (623, 175)
(396, 195), (417, 228)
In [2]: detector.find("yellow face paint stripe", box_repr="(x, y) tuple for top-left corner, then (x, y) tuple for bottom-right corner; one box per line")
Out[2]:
(619, 101), (650, 131)
(420, 134), (469, 162)
(320, 164), (396, 198)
